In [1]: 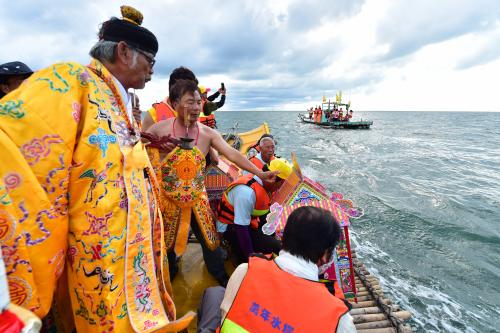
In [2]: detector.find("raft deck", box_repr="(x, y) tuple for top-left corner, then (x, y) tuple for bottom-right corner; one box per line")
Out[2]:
(173, 243), (412, 332)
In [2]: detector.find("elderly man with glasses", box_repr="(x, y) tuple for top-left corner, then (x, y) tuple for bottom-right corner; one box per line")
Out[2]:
(0, 5), (195, 333)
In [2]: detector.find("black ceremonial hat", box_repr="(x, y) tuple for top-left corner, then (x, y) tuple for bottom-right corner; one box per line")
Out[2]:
(0, 61), (33, 77)
(99, 5), (159, 56)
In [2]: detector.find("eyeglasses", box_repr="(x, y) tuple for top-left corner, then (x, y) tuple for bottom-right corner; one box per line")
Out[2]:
(132, 47), (156, 67)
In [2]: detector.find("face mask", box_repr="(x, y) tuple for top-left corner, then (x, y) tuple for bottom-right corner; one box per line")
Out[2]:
(318, 250), (336, 275)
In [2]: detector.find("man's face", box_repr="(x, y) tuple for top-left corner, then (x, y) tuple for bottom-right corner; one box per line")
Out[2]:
(175, 90), (202, 124)
(127, 48), (155, 89)
(260, 139), (275, 163)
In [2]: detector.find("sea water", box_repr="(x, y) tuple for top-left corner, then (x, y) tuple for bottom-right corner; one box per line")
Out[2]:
(217, 111), (500, 333)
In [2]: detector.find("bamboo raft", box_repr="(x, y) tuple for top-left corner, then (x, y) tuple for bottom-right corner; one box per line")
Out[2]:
(350, 248), (413, 333)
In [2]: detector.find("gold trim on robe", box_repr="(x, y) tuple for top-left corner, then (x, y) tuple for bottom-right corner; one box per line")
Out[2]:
(148, 146), (219, 256)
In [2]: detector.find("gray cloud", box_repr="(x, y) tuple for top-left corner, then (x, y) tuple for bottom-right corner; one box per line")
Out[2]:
(287, 0), (364, 31)
(375, 0), (500, 62)
(0, 0), (370, 110)
(2, 0), (495, 111)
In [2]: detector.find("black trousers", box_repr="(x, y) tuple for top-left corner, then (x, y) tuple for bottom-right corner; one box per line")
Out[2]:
(168, 213), (228, 283)
(224, 224), (281, 266)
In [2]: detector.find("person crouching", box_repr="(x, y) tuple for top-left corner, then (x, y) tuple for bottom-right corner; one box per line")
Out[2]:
(217, 158), (293, 265)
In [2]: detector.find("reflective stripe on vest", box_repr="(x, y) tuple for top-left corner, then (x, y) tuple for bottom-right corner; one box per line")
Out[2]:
(153, 102), (176, 121)
(217, 174), (270, 229)
(199, 100), (207, 117)
(220, 256), (349, 333)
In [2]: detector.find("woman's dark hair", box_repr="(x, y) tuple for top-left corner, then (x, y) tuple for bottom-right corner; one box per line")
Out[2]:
(169, 79), (199, 103)
(282, 206), (341, 263)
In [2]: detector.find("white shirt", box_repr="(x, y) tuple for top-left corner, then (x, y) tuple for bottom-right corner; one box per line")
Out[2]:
(243, 152), (265, 175)
(221, 251), (357, 333)
(112, 76), (134, 124)
(274, 249), (320, 281)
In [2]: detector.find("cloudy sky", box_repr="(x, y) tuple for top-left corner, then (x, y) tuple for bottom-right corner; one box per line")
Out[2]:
(1, 0), (499, 111)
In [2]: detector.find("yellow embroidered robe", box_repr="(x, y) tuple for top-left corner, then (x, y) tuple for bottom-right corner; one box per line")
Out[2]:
(148, 146), (219, 256)
(0, 60), (194, 332)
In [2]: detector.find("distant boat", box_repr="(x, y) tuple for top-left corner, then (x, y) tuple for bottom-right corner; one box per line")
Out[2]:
(300, 93), (373, 129)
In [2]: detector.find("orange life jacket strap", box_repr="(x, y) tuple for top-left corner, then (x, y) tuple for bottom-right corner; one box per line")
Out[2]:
(199, 113), (217, 128)
(153, 102), (176, 121)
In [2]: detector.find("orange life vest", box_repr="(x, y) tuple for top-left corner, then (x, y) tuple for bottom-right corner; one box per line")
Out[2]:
(153, 101), (176, 121)
(217, 174), (270, 229)
(249, 155), (275, 170)
(199, 113), (216, 128)
(199, 100), (217, 128)
(218, 256), (349, 333)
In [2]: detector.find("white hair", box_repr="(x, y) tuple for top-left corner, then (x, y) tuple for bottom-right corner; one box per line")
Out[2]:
(259, 137), (275, 146)
(89, 40), (118, 63)
(90, 40), (139, 68)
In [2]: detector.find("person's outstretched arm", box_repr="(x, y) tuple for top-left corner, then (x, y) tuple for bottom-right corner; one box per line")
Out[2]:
(210, 130), (278, 182)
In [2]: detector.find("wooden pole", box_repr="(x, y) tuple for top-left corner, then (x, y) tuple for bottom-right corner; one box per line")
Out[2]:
(355, 285), (382, 290)
(353, 311), (412, 323)
(355, 320), (392, 329)
(350, 306), (384, 315)
(357, 290), (384, 297)
(353, 313), (390, 323)
(357, 328), (396, 333)
(351, 300), (377, 308)
(349, 305), (401, 315)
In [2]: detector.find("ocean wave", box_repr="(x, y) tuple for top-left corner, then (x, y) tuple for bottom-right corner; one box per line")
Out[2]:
(217, 111), (500, 332)
(351, 232), (498, 332)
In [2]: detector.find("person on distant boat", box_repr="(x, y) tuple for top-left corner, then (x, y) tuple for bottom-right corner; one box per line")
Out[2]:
(309, 107), (313, 119)
(198, 206), (356, 332)
(198, 84), (226, 128)
(325, 108), (331, 120)
(315, 106), (323, 123)
(217, 158), (292, 266)
(348, 110), (353, 120)
(339, 107), (344, 121)
(143, 79), (278, 287)
(142, 66), (197, 130)
(0, 61), (33, 99)
(331, 107), (339, 122)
